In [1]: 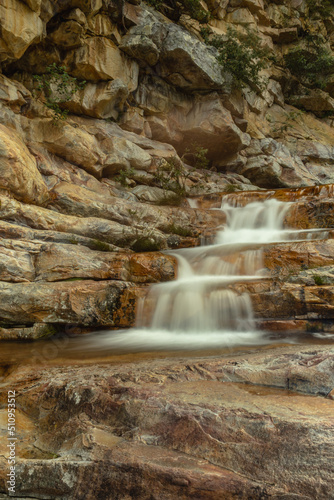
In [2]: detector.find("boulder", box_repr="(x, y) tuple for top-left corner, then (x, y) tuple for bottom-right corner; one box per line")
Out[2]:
(65, 37), (139, 91)
(0, 280), (144, 326)
(22, 118), (105, 178)
(35, 244), (176, 283)
(119, 23), (163, 66)
(0, 194), (167, 250)
(236, 138), (317, 188)
(159, 24), (226, 90)
(287, 87), (334, 113)
(0, 124), (50, 204)
(0, 322), (56, 340)
(135, 77), (250, 160)
(63, 79), (129, 120)
(0, 0), (43, 62)
(0, 219), (119, 252)
(48, 19), (85, 48)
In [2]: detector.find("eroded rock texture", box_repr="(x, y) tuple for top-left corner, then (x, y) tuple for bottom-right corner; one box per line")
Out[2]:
(0, 346), (333, 499)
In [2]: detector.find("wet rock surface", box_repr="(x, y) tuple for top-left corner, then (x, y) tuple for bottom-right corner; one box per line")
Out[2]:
(0, 345), (333, 499)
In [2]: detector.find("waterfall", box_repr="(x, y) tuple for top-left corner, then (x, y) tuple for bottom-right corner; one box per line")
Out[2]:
(135, 199), (291, 336)
(68, 195), (330, 352)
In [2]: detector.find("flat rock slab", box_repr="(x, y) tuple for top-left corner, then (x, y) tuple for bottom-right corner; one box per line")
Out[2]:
(0, 345), (333, 499)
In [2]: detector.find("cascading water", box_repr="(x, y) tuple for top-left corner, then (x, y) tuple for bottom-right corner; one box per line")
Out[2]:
(19, 192), (331, 361)
(135, 199), (291, 341)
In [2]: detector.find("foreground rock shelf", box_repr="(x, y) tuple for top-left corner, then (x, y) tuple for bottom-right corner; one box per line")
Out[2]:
(0, 345), (333, 499)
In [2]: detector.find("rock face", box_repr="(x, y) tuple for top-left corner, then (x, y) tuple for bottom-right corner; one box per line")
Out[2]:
(0, 345), (333, 499)
(0, 124), (49, 204)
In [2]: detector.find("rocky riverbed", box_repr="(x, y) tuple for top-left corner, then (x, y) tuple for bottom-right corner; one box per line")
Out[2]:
(0, 342), (333, 499)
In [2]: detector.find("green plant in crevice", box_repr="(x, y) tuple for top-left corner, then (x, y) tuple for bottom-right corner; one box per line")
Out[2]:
(313, 274), (327, 286)
(125, 208), (161, 252)
(185, 145), (210, 170)
(201, 26), (274, 90)
(115, 166), (136, 187)
(165, 223), (193, 237)
(223, 184), (239, 193)
(145, 0), (210, 23)
(284, 33), (334, 90)
(306, 0), (333, 18)
(33, 63), (86, 121)
(154, 156), (191, 198)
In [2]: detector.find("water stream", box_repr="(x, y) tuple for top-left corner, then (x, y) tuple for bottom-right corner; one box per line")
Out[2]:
(76, 196), (330, 352)
(2, 196), (333, 365)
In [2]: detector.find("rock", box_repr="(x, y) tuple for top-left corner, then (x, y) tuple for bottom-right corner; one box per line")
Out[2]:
(0, 219), (119, 253)
(46, 180), (225, 237)
(159, 24), (226, 90)
(0, 124), (50, 204)
(0, 280), (144, 326)
(0, 239), (37, 282)
(35, 244), (177, 283)
(288, 265), (334, 286)
(131, 185), (182, 205)
(267, 79), (285, 107)
(21, 0), (42, 12)
(0, 0), (43, 62)
(136, 77), (250, 161)
(0, 194), (167, 250)
(119, 23), (162, 66)
(236, 138), (317, 188)
(119, 107), (146, 135)
(87, 13), (121, 42)
(287, 87), (334, 113)
(0, 74), (29, 112)
(23, 118), (105, 178)
(0, 323), (56, 340)
(48, 20), (85, 48)
(0, 345), (332, 498)
(225, 8), (257, 26)
(101, 136), (152, 175)
(64, 37), (139, 91)
(63, 79), (129, 120)
(236, 280), (334, 321)
(263, 240), (334, 280)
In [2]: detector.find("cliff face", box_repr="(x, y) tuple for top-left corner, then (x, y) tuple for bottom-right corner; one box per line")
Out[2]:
(0, 0), (334, 336)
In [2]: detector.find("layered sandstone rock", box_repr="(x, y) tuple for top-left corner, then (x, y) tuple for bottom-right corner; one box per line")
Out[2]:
(0, 345), (332, 498)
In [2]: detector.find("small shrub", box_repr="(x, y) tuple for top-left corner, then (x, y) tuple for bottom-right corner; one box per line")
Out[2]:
(146, 0), (210, 23)
(306, 0), (333, 17)
(91, 240), (112, 252)
(201, 26), (274, 90)
(284, 35), (334, 89)
(313, 274), (327, 285)
(33, 63), (86, 121)
(131, 237), (161, 252)
(223, 184), (239, 193)
(115, 167), (135, 187)
(165, 223), (193, 237)
(155, 157), (190, 198)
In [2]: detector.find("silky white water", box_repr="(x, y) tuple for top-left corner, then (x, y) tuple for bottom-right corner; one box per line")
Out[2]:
(65, 197), (328, 352)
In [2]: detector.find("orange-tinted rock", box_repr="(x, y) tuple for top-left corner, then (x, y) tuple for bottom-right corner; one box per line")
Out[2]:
(0, 280), (145, 326)
(0, 124), (49, 205)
